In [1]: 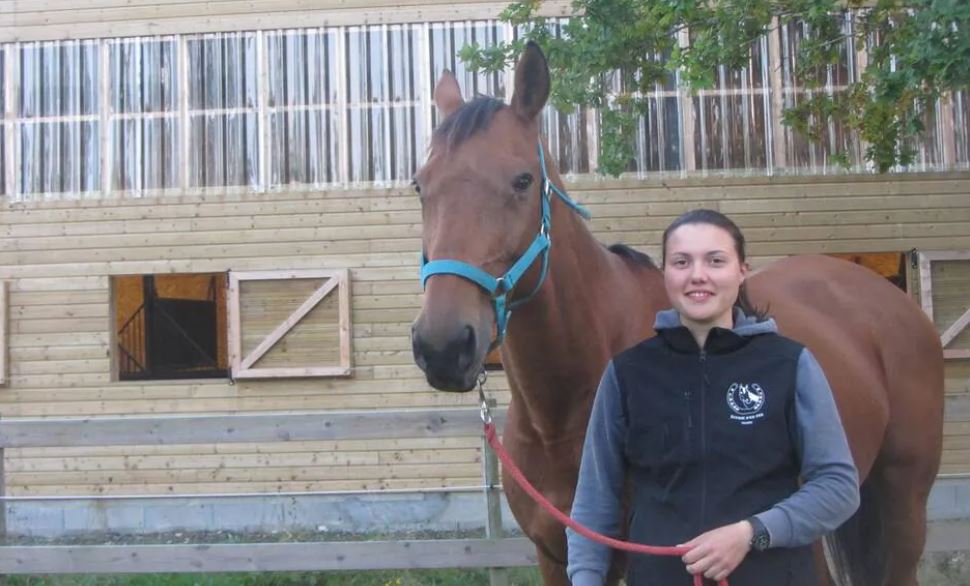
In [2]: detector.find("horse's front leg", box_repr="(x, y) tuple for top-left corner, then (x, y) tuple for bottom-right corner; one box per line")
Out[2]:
(536, 547), (570, 586)
(530, 517), (623, 586)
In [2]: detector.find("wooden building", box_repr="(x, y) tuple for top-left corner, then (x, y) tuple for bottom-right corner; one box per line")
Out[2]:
(0, 1), (968, 534)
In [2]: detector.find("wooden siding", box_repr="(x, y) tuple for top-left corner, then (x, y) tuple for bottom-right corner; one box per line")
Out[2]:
(1, 171), (970, 494)
(0, 0), (573, 42)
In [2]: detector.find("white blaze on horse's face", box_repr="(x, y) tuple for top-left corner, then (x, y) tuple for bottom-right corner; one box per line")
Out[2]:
(411, 43), (553, 392)
(663, 223), (748, 334)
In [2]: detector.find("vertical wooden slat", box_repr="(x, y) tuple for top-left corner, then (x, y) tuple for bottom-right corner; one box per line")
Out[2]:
(3, 44), (14, 198)
(918, 252), (934, 320)
(767, 18), (786, 171)
(0, 281), (6, 386)
(338, 268), (352, 373)
(336, 26), (348, 185)
(178, 34), (189, 192)
(678, 29), (695, 173)
(482, 398), (508, 586)
(418, 22), (432, 153)
(227, 270), (241, 379)
(100, 38), (110, 196)
(940, 95), (957, 168)
(256, 30), (268, 192)
(381, 23), (391, 184)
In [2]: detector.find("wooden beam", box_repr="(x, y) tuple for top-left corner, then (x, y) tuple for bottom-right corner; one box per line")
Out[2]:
(0, 281), (6, 386)
(0, 2), (575, 43)
(232, 366), (353, 379)
(941, 306), (970, 349)
(0, 538), (537, 573)
(338, 269), (353, 372)
(921, 251), (970, 262)
(0, 408), (506, 448)
(918, 251), (935, 320)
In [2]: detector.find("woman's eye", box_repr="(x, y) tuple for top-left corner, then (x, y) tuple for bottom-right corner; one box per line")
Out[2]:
(411, 180), (422, 195)
(673, 259), (688, 268)
(710, 257), (726, 266)
(512, 173), (534, 192)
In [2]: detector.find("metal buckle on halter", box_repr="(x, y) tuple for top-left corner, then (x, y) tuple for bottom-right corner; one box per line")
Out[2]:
(477, 370), (492, 425)
(494, 277), (508, 295)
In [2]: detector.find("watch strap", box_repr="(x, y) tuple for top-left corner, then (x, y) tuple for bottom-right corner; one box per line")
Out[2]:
(746, 515), (771, 551)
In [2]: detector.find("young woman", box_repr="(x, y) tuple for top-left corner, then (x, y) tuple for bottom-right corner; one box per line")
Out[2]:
(566, 209), (860, 585)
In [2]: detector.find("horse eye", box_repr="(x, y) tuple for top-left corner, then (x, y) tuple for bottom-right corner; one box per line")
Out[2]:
(512, 173), (534, 192)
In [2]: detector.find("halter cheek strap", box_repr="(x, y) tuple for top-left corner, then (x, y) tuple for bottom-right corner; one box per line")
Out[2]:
(420, 142), (589, 349)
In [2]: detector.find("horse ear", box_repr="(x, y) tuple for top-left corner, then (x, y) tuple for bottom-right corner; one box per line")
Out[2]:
(510, 41), (550, 121)
(434, 71), (464, 118)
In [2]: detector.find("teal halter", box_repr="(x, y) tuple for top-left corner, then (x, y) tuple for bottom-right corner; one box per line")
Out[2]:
(420, 142), (591, 350)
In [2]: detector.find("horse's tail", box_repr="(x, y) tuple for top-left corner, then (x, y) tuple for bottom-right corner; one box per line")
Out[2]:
(825, 475), (888, 586)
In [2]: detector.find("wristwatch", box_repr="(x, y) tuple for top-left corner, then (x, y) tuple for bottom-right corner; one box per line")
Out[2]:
(746, 516), (771, 552)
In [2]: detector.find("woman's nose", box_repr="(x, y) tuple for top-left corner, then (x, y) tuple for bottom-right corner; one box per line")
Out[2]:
(689, 267), (709, 282)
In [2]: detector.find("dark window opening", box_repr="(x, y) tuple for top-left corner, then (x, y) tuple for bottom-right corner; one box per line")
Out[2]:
(828, 251), (908, 291)
(115, 273), (228, 380)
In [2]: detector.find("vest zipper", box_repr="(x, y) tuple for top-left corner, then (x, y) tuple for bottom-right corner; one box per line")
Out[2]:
(699, 349), (708, 529)
(684, 390), (693, 428)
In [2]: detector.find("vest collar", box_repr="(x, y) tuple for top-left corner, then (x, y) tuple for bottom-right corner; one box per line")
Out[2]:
(654, 307), (776, 355)
(658, 325), (752, 354)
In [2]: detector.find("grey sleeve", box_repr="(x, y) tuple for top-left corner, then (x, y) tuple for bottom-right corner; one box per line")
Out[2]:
(756, 348), (861, 548)
(566, 361), (627, 586)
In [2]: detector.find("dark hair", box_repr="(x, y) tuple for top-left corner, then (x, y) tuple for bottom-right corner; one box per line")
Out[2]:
(661, 209), (766, 320)
(433, 96), (506, 149)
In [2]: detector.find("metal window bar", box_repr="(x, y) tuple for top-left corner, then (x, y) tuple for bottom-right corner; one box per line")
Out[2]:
(117, 304), (147, 379)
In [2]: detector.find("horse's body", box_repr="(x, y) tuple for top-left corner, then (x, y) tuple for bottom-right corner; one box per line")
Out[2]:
(411, 43), (943, 586)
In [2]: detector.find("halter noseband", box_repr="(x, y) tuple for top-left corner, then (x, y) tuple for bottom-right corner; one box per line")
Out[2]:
(420, 143), (591, 350)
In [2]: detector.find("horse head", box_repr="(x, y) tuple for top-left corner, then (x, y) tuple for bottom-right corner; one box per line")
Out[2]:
(410, 42), (563, 392)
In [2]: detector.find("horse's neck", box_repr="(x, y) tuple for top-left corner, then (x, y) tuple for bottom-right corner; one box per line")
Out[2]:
(501, 205), (666, 437)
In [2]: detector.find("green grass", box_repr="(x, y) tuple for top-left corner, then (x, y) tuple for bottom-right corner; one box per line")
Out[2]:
(8, 551), (969, 585)
(6, 568), (543, 586)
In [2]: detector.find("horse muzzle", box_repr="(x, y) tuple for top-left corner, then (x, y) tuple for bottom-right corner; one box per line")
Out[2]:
(411, 321), (483, 392)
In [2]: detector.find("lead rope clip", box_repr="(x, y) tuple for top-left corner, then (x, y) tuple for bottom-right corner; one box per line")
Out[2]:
(477, 369), (492, 425)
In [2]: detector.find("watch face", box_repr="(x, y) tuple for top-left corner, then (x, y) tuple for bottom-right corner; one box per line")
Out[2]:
(753, 532), (770, 551)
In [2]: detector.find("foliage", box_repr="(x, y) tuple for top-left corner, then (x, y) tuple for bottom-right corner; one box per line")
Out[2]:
(460, 0), (970, 174)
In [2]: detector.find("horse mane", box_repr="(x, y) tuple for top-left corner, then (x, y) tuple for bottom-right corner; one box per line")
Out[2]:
(607, 243), (657, 269)
(434, 96), (507, 149)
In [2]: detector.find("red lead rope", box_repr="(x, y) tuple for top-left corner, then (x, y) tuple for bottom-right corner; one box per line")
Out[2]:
(483, 422), (728, 586)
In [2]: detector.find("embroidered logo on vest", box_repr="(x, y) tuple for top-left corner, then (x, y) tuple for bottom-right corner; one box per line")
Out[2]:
(726, 383), (766, 425)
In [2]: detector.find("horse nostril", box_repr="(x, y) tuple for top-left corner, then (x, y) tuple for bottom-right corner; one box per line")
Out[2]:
(411, 327), (428, 372)
(457, 325), (477, 371)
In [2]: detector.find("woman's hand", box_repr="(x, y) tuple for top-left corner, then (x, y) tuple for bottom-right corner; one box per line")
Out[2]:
(679, 520), (754, 582)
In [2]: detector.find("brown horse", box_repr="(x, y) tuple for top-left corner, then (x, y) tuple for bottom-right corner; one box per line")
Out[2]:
(410, 42), (943, 586)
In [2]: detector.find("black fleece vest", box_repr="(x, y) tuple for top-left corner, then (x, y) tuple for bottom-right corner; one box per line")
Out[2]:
(613, 326), (817, 586)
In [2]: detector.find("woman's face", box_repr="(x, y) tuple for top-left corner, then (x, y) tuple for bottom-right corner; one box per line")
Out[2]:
(663, 223), (748, 331)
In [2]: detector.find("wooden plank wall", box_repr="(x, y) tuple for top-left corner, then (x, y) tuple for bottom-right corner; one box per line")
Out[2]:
(1, 172), (969, 494)
(0, 0), (573, 42)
